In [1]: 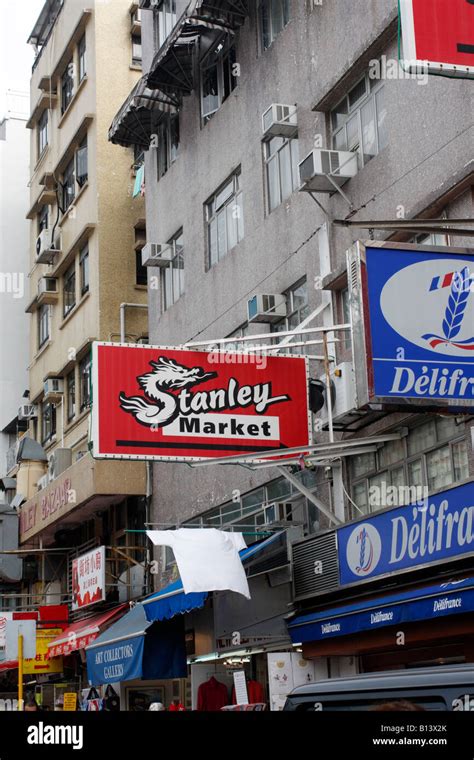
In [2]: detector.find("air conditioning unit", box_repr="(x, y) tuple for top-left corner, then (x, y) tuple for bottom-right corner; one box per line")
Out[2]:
(317, 362), (358, 429)
(263, 502), (294, 525)
(48, 448), (72, 481)
(141, 242), (173, 268)
(37, 276), (58, 303)
(43, 377), (64, 401)
(262, 104), (298, 139)
(298, 149), (358, 193)
(247, 294), (286, 324)
(36, 228), (61, 265)
(18, 404), (38, 421)
(37, 474), (49, 491)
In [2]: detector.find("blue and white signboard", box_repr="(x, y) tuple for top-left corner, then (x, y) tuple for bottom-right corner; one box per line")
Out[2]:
(349, 243), (474, 410)
(338, 481), (474, 587)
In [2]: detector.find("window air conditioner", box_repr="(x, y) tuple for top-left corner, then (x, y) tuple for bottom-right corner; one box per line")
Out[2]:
(298, 149), (358, 193)
(263, 502), (294, 525)
(247, 294), (286, 324)
(141, 242), (173, 268)
(48, 448), (72, 481)
(43, 377), (64, 401)
(37, 474), (49, 492)
(262, 104), (298, 139)
(38, 277), (58, 302)
(36, 228), (62, 265)
(18, 404), (38, 421)
(317, 362), (358, 429)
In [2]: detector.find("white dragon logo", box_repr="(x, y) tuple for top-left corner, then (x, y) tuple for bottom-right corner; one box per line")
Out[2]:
(119, 356), (217, 428)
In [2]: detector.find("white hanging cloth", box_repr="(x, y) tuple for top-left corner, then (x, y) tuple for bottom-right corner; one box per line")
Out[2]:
(146, 528), (251, 599)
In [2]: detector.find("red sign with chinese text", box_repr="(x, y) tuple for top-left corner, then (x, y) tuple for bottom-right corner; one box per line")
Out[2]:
(92, 342), (311, 462)
(400, 0), (474, 75)
(72, 546), (106, 611)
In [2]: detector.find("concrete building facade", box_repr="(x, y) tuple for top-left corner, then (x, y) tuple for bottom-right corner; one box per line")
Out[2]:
(12, 0), (149, 621)
(109, 0), (474, 683)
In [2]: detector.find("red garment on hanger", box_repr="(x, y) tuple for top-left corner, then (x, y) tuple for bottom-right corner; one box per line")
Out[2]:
(197, 677), (229, 711)
(232, 679), (265, 705)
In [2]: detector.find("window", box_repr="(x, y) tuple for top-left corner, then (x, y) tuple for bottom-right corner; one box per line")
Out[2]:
(79, 354), (92, 411)
(132, 34), (142, 65)
(331, 73), (387, 168)
(161, 230), (184, 311)
(201, 37), (237, 122)
(66, 370), (76, 421)
(156, 0), (176, 49)
(351, 418), (469, 516)
(78, 35), (86, 81)
(271, 279), (309, 352)
(38, 304), (49, 348)
(156, 114), (179, 179)
(260, 0), (290, 50)
(61, 61), (74, 114)
(264, 135), (299, 212)
(76, 136), (88, 187)
(38, 205), (49, 234)
(62, 158), (75, 211)
(413, 232), (448, 247)
(134, 142), (145, 169)
(185, 473), (320, 539)
(136, 250), (147, 286)
(63, 262), (76, 317)
(41, 401), (56, 444)
(206, 171), (244, 267)
(79, 244), (89, 295)
(38, 110), (48, 156)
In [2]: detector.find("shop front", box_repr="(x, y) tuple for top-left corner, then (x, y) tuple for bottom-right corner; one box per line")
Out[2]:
(288, 480), (474, 672)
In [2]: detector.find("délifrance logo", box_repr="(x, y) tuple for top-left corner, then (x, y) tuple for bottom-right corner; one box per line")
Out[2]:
(422, 266), (474, 352)
(346, 523), (382, 577)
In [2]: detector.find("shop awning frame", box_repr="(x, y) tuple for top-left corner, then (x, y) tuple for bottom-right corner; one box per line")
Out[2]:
(47, 604), (128, 658)
(142, 531), (286, 622)
(288, 577), (474, 644)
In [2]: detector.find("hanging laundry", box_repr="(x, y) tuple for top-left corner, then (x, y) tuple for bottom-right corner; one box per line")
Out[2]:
(146, 528), (251, 599)
(133, 164), (144, 197)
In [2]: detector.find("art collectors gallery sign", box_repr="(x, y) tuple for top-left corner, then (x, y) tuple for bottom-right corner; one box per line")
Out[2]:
(91, 342), (311, 462)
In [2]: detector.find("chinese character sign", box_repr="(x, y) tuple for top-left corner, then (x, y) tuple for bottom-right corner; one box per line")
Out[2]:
(72, 546), (106, 611)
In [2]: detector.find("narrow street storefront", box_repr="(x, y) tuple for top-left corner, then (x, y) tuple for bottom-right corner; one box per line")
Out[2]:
(288, 481), (474, 674)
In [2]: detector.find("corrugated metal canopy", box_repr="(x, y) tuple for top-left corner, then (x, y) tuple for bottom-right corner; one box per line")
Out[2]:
(146, 0), (249, 94)
(109, 75), (179, 149)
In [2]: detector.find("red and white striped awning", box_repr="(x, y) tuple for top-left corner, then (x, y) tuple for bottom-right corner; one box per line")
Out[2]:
(47, 605), (128, 659)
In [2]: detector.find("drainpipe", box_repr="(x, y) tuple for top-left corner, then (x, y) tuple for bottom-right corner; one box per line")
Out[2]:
(118, 302), (151, 593)
(119, 303), (148, 343)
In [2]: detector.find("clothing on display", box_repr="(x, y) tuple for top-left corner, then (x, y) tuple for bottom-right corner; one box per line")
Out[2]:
(146, 529), (251, 598)
(197, 676), (229, 711)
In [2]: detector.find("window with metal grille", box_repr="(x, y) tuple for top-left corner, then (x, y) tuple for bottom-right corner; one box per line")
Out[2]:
(38, 110), (48, 156)
(61, 61), (74, 114)
(63, 262), (76, 317)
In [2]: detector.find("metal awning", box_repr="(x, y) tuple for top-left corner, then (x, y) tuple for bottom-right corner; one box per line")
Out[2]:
(27, 0), (63, 46)
(146, 0), (249, 94)
(108, 75), (179, 149)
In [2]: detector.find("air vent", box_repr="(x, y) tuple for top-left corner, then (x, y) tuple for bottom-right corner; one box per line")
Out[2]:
(292, 531), (339, 600)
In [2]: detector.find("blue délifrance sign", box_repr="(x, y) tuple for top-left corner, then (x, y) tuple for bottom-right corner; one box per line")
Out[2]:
(364, 245), (474, 404)
(338, 482), (474, 587)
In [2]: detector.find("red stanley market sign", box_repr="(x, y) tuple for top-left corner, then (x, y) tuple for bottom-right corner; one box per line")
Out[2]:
(400, 0), (474, 77)
(91, 342), (312, 462)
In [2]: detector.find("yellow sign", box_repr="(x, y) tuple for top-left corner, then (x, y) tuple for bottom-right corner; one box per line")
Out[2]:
(63, 693), (77, 711)
(23, 628), (63, 675)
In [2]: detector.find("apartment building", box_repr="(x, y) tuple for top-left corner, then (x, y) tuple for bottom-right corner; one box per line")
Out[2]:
(10, 0), (150, 633)
(108, 0), (474, 697)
